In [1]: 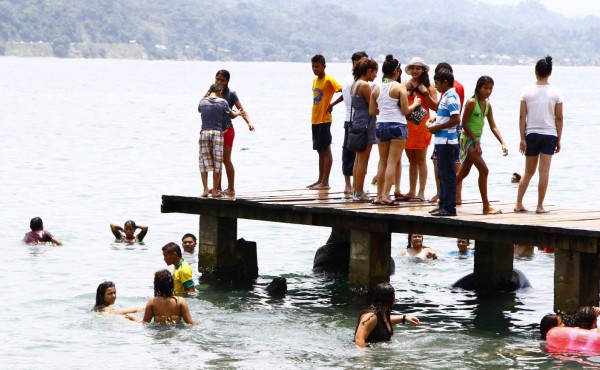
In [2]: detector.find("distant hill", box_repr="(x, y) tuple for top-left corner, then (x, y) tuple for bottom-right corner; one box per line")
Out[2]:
(0, 0), (599, 65)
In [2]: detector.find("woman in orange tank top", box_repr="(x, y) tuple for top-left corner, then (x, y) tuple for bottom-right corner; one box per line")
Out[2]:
(402, 57), (437, 202)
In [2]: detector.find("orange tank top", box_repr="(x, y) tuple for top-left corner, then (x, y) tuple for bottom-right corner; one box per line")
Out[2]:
(405, 93), (432, 150)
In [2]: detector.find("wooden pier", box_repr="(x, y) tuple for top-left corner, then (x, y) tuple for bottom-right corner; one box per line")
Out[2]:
(161, 189), (600, 314)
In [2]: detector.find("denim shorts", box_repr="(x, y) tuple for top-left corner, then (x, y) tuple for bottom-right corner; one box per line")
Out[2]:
(376, 122), (408, 142)
(525, 133), (557, 156)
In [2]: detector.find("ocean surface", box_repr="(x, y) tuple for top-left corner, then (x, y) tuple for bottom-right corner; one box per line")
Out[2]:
(1, 57), (598, 369)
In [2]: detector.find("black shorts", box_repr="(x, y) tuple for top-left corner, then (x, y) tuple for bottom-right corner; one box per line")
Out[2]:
(525, 133), (557, 156)
(312, 123), (332, 151)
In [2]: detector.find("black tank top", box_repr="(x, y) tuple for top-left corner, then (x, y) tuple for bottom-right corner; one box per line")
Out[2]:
(354, 308), (393, 344)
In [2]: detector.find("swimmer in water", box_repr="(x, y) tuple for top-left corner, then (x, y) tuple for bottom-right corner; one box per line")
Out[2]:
(399, 233), (437, 259)
(110, 220), (148, 243)
(92, 281), (143, 318)
(129, 270), (195, 324)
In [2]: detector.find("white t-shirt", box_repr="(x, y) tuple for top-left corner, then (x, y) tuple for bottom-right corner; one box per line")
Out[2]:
(341, 74), (354, 122)
(521, 84), (563, 136)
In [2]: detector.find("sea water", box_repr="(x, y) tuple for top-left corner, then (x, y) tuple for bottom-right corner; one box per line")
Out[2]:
(0, 57), (598, 369)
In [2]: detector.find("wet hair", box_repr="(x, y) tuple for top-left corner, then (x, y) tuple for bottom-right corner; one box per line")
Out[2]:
(124, 220), (136, 228)
(407, 233), (423, 248)
(351, 51), (368, 63)
(381, 54), (400, 77)
(93, 281), (115, 311)
(30, 217), (43, 231)
(474, 75), (494, 98)
(513, 173), (522, 181)
(434, 68), (454, 86)
(266, 277), (287, 297)
(540, 313), (560, 340)
(435, 62), (453, 74)
(352, 58), (378, 81)
(372, 282), (395, 308)
(154, 269), (174, 298)
(535, 55), (553, 78)
(181, 233), (197, 243)
(215, 69), (230, 82)
(162, 242), (182, 257)
(575, 306), (597, 329)
(208, 83), (223, 93)
(311, 54), (325, 65)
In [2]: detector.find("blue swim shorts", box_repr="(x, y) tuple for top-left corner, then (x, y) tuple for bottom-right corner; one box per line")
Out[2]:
(525, 133), (557, 156)
(376, 122), (408, 142)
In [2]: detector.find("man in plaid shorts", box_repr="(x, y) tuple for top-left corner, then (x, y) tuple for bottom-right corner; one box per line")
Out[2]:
(198, 83), (240, 197)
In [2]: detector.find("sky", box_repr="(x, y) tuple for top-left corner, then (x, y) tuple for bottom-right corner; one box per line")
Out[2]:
(477, 0), (600, 18)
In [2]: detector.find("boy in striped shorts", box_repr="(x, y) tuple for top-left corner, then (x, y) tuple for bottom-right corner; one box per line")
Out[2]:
(198, 83), (240, 197)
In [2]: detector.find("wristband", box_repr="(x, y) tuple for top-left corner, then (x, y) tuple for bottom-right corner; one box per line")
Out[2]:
(402, 315), (406, 324)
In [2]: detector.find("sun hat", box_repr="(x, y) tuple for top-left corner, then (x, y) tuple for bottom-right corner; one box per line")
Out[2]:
(405, 57), (430, 74)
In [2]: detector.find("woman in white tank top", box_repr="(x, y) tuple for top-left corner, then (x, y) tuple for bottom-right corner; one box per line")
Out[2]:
(370, 55), (422, 205)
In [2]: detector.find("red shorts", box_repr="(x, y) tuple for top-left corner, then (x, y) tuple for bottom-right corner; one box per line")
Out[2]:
(223, 126), (235, 147)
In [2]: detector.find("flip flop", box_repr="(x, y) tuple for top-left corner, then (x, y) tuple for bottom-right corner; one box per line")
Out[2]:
(394, 195), (410, 202)
(408, 197), (425, 202)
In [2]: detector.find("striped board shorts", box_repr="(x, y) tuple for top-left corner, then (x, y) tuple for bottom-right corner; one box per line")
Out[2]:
(199, 130), (224, 173)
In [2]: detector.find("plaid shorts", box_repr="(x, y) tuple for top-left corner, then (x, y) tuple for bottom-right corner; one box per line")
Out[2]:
(199, 130), (224, 173)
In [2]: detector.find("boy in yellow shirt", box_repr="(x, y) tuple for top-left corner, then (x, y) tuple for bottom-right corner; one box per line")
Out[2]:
(162, 242), (196, 293)
(307, 54), (341, 190)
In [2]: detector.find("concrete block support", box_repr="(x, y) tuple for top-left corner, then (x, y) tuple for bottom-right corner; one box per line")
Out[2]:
(473, 241), (514, 291)
(198, 215), (239, 280)
(554, 249), (599, 314)
(348, 230), (391, 293)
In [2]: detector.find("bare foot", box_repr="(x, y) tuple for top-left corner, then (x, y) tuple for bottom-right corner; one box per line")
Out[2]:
(201, 191), (209, 198)
(403, 192), (416, 199)
(311, 183), (330, 190)
(428, 195), (439, 203)
(211, 190), (223, 198)
(223, 188), (235, 196)
(514, 205), (528, 213)
(536, 207), (550, 214)
(483, 207), (502, 215)
(343, 189), (352, 199)
(307, 181), (320, 189)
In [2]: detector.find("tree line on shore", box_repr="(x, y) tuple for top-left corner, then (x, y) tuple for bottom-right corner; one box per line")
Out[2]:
(0, 0), (599, 65)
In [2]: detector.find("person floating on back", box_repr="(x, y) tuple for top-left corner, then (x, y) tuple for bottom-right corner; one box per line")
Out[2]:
(198, 83), (240, 198)
(162, 242), (196, 294)
(307, 54), (341, 191)
(23, 217), (62, 245)
(110, 220), (148, 243)
(514, 56), (563, 214)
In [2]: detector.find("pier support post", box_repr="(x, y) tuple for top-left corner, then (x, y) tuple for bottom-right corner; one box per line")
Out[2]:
(348, 230), (391, 293)
(554, 249), (599, 314)
(473, 241), (513, 291)
(198, 215), (239, 280)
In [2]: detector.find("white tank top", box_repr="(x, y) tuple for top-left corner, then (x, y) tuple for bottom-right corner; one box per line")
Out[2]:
(376, 81), (406, 123)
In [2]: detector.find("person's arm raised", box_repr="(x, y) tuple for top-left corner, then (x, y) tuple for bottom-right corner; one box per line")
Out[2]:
(136, 225), (148, 242)
(110, 224), (123, 240)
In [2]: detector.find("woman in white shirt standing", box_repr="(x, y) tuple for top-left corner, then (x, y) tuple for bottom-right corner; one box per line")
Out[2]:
(514, 56), (563, 214)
